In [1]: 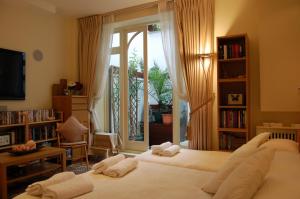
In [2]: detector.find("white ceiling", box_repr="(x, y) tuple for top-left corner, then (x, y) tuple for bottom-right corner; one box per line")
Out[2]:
(24, 0), (156, 18)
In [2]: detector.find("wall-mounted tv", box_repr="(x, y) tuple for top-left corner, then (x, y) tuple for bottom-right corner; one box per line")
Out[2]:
(0, 48), (25, 100)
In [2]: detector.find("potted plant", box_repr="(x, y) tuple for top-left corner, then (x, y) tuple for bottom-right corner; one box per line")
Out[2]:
(148, 62), (173, 125)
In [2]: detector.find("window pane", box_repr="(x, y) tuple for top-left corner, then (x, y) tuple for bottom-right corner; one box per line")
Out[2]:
(112, 33), (120, 48)
(110, 54), (120, 67)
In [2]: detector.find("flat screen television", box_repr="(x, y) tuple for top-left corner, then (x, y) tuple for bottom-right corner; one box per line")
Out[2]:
(0, 48), (25, 100)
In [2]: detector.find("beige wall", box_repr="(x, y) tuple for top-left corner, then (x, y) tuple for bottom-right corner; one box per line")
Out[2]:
(0, 1), (77, 111)
(212, 0), (300, 149)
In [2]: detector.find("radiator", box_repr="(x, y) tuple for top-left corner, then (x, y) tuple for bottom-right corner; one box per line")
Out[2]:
(256, 126), (299, 141)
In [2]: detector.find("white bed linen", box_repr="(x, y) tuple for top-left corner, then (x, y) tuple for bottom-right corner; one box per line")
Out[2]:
(14, 161), (213, 199)
(136, 149), (231, 171)
(253, 151), (300, 199)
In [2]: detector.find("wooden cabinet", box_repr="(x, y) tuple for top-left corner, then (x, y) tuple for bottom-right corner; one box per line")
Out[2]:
(52, 95), (90, 129)
(217, 34), (250, 151)
(149, 123), (172, 146)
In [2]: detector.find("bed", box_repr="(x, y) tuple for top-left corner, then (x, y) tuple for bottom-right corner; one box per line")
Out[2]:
(135, 148), (231, 172)
(15, 161), (214, 199)
(15, 150), (300, 199)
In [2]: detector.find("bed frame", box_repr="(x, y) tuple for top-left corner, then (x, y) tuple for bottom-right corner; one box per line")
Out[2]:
(256, 126), (300, 151)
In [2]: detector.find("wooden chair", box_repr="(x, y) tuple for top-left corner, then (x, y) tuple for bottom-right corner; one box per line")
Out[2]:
(57, 123), (89, 169)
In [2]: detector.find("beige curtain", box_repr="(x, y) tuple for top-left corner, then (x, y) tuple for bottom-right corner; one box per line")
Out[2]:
(78, 15), (103, 108)
(175, 0), (214, 150)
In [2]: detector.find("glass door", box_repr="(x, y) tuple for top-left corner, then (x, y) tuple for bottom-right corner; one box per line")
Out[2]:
(122, 26), (149, 151)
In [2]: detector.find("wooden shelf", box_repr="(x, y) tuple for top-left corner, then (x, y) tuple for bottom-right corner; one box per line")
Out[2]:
(0, 145), (17, 150)
(217, 34), (249, 150)
(0, 123), (25, 128)
(0, 137), (58, 149)
(0, 112), (62, 152)
(8, 162), (61, 184)
(219, 106), (247, 109)
(0, 119), (62, 129)
(218, 128), (248, 133)
(29, 119), (62, 126)
(35, 138), (58, 143)
(218, 57), (246, 62)
(218, 78), (247, 83)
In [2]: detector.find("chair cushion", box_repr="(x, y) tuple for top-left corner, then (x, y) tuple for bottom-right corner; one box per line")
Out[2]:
(57, 116), (88, 142)
(60, 141), (87, 146)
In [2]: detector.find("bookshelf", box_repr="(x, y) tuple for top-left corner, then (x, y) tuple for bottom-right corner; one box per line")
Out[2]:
(217, 34), (250, 151)
(0, 110), (63, 151)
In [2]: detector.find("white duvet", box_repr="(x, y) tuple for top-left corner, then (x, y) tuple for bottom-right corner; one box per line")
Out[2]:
(15, 161), (213, 199)
(253, 151), (300, 199)
(136, 149), (231, 171)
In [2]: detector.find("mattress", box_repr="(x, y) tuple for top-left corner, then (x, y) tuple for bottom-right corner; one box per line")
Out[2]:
(14, 161), (214, 199)
(135, 148), (231, 171)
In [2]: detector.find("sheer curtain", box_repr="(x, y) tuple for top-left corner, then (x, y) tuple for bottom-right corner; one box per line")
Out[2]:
(158, 0), (187, 100)
(91, 16), (114, 131)
(174, 0), (214, 150)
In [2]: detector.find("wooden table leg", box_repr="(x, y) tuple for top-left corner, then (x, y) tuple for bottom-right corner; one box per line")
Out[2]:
(61, 152), (66, 171)
(0, 164), (7, 199)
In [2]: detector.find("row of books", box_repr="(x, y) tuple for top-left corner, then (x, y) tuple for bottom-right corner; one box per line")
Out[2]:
(218, 43), (245, 59)
(220, 110), (247, 128)
(27, 109), (55, 123)
(0, 111), (24, 125)
(0, 109), (55, 125)
(29, 125), (57, 141)
(219, 133), (245, 150)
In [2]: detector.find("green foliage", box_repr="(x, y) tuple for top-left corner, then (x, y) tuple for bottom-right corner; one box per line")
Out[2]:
(148, 62), (172, 107)
(128, 49), (144, 98)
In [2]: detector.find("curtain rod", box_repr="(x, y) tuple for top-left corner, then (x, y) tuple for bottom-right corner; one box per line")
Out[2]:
(78, 0), (174, 19)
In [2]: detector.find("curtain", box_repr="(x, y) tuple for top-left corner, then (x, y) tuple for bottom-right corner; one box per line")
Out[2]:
(174, 0), (214, 150)
(158, 0), (187, 100)
(78, 15), (102, 148)
(91, 16), (114, 131)
(78, 15), (102, 108)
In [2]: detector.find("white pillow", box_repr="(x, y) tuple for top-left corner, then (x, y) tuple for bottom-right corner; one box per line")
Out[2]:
(259, 139), (299, 153)
(230, 143), (257, 158)
(247, 132), (271, 147)
(202, 144), (257, 194)
(213, 148), (275, 199)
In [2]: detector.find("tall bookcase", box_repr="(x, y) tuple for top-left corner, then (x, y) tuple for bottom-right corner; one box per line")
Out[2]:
(217, 34), (250, 150)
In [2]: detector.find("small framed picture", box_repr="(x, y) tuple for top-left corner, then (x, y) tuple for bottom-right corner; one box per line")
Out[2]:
(228, 94), (243, 105)
(0, 133), (11, 146)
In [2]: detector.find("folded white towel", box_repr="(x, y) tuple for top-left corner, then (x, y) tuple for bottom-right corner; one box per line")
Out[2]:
(42, 175), (93, 199)
(103, 158), (138, 178)
(92, 154), (125, 174)
(151, 142), (172, 154)
(159, 145), (181, 157)
(26, 172), (75, 196)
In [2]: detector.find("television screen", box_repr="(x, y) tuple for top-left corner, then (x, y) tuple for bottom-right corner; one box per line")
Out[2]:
(0, 48), (25, 100)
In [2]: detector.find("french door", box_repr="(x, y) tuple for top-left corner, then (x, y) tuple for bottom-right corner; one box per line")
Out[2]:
(109, 23), (187, 151)
(120, 25), (149, 151)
